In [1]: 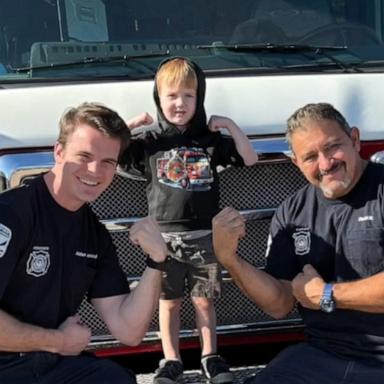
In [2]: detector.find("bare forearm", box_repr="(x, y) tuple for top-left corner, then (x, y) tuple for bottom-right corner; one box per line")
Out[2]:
(112, 268), (162, 345)
(223, 256), (295, 318)
(227, 124), (258, 165)
(333, 272), (384, 313)
(0, 309), (61, 353)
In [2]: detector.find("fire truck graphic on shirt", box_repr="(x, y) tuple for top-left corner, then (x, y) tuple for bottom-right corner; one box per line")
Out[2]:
(157, 147), (214, 191)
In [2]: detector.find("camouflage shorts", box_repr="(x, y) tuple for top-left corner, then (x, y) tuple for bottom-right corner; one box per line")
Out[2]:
(160, 232), (222, 299)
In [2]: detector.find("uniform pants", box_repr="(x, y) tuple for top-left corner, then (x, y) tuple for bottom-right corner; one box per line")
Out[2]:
(0, 352), (136, 384)
(245, 342), (384, 384)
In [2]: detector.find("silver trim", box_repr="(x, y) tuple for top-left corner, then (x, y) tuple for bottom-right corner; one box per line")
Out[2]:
(87, 320), (304, 348)
(101, 208), (275, 232)
(0, 138), (290, 189)
(0, 151), (54, 189)
(250, 137), (291, 156)
(370, 150), (384, 164)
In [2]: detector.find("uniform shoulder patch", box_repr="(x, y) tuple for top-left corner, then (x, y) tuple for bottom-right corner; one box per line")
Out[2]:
(0, 223), (12, 258)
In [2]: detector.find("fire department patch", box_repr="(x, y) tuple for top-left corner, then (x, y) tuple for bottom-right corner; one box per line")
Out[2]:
(0, 223), (12, 258)
(292, 229), (311, 255)
(26, 247), (50, 277)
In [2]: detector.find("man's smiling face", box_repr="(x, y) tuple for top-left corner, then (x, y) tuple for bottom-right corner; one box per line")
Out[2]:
(53, 123), (120, 210)
(291, 119), (364, 199)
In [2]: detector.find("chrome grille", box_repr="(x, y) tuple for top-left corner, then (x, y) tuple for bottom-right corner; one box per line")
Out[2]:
(218, 161), (306, 209)
(84, 159), (307, 346)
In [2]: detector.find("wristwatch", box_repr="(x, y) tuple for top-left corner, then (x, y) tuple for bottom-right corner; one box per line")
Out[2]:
(319, 283), (336, 313)
(145, 255), (171, 271)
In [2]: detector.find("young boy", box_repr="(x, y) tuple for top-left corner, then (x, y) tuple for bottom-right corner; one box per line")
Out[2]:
(122, 57), (258, 384)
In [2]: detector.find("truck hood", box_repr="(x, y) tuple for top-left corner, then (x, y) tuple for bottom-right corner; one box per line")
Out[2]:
(0, 72), (383, 150)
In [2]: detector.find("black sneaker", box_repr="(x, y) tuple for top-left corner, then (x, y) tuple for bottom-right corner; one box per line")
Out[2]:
(153, 359), (184, 384)
(201, 355), (234, 384)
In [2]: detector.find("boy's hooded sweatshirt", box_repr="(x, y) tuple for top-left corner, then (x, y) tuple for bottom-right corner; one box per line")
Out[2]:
(122, 58), (244, 232)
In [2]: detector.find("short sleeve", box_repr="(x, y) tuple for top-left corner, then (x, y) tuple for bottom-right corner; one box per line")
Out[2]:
(119, 136), (147, 177)
(0, 203), (25, 297)
(215, 135), (244, 167)
(264, 204), (300, 280)
(87, 226), (130, 299)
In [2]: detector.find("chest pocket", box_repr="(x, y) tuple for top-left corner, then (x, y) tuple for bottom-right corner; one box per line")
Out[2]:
(346, 228), (384, 277)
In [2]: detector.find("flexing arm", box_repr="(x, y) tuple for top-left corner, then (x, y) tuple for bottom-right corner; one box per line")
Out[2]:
(208, 115), (259, 165)
(0, 310), (91, 355)
(212, 207), (296, 318)
(126, 112), (154, 130)
(292, 264), (384, 313)
(92, 217), (168, 346)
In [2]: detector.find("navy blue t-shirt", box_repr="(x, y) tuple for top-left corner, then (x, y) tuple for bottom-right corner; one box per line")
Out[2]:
(0, 176), (129, 329)
(265, 162), (384, 365)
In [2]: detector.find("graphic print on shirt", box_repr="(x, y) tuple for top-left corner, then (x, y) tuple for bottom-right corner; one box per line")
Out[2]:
(157, 147), (214, 191)
(26, 246), (50, 277)
(292, 228), (311, 255)
(0, 223), (12, 258)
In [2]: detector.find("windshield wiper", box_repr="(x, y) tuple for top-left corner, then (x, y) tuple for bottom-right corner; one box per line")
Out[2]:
(197, 43), (362, 73)
(13, 50), (170, 73)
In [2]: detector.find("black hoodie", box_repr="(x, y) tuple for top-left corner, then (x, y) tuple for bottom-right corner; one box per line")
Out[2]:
(122, 57), (244, 232)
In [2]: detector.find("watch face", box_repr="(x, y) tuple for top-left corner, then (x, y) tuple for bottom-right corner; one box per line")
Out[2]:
(320, 298), (335, 313)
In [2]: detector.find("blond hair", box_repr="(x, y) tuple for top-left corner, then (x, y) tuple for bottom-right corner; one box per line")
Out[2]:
(156, 58), (197, 93)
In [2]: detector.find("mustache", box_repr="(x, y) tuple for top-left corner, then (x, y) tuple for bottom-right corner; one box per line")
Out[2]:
(318, 162), (343, 180)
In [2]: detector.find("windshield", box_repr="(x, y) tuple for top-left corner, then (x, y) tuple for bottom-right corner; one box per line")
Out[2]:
(1, 0), (384, 81)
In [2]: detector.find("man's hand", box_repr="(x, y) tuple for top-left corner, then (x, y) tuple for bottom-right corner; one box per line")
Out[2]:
(129, 217), (168, 262)
(127, 112), (154, 130)
(212, 207), (245, 267)
(57, 315), (91, 355)
(292, 264), (325, 310)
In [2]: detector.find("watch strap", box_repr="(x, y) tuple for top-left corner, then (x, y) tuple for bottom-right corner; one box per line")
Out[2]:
(323, 283), (334, 300)
(145, 255), (171, 271)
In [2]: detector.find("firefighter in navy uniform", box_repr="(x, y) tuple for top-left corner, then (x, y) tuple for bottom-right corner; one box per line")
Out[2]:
(0, 102), (169, 384)
(213, 103), (384, 384)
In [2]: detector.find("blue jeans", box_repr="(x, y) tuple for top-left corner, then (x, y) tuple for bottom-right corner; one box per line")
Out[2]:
(0, 352), (136, 384)
(245, 343), (384, 384)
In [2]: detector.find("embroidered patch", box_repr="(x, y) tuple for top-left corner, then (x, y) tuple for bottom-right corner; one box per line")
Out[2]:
(0, 223), (12, 258)
(292, 229), (311, 255)
(26, 247), (50, 277)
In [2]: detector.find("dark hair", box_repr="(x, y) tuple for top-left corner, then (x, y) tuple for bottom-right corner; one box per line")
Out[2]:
(58, 102), (130, 160)
(286, 103), (352, 149)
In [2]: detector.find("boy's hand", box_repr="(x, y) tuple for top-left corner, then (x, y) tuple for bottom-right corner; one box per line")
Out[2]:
(208, 115), (235, 132)
(127, 112), (154, 130)
(129, 217), (168, 262)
